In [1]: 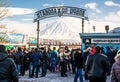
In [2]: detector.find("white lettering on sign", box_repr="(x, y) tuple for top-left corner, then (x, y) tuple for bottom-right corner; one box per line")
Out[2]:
(91, 38), (120, 43)
(34, 6), (88, 22)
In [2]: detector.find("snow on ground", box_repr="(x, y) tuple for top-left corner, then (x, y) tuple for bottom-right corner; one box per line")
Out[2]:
(19, 71), (110, 82)
(19, 71), (75, 82)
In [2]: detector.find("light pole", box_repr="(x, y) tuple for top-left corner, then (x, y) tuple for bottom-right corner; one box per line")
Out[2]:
(105, 25), (109, 33)
(93, 26), (95, 33)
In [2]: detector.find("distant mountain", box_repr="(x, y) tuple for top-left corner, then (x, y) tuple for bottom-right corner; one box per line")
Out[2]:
(40, 17), (82, 42)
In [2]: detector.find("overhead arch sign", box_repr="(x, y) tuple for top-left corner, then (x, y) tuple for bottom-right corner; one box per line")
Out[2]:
(34, 6), (88, 22)
(34, 6), (88, 48)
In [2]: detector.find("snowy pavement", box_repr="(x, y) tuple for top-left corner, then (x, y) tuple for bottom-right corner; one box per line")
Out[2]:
(19, 71), (110, 82)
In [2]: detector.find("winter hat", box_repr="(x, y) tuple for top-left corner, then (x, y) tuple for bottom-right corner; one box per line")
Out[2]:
(0, 44), (6, 53)
(114, 50), (120, 61)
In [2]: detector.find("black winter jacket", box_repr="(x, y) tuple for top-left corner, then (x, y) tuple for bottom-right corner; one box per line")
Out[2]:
(74, 51), (83, 69)
(14, 51), (25, 65)
(85, 53), (110, 77)
(0, 52), (18, 82)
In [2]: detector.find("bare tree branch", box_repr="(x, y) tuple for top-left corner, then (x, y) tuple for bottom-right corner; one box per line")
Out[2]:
(0, 0), (11, 19)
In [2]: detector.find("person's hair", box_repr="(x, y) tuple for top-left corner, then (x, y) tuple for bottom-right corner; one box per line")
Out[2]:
(53, 47), (56, 50)
(17, 47), (21, 51)
(65, 46), (68, 50)
(95, 46), (101, 53)
(0, 45), (7, 53)
(35, 48), (38, 51)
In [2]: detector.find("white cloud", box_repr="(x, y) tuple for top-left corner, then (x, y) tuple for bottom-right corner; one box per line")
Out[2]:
(43, 3), (53, 7)
(117, 11), (120, 16)
(104, 11), (120, 23)
(6, 7), (36, 16)
(22, 18), (33, 21)
(43, 3), (64, 8)
(57, 3), (64, 7)
(85, 2), (101, 13)
(104, 1), (120, 7)
(0, 19), (37, 37)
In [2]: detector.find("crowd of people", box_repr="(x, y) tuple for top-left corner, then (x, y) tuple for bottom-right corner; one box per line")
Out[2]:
(0, 44), (120, 82)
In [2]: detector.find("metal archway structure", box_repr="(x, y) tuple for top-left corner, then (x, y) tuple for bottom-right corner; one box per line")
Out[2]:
(33, 6), (89, 48)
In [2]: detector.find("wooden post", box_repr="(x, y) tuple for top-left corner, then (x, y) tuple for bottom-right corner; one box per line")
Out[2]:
(82, 18), (84, 33)
(37, 20), (40, 49)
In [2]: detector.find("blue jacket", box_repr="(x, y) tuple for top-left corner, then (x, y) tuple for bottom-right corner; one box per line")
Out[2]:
(50, 50), (58, 61)
(30, 51), (41, 66)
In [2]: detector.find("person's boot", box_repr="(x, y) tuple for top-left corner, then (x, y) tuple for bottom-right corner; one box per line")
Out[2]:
(64, 73), (67, 77)
(74, 81), (77, 82)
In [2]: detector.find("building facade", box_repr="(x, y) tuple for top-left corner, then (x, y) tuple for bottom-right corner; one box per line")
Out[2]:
(80, 33), (120, 52)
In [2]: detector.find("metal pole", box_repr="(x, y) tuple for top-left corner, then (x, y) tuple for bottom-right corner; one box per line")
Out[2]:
(82, 18), (84, 33)
(37, 20), (40, 49)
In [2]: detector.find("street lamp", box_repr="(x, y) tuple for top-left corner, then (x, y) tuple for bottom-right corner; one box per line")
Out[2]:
(93, 26), (95, 33)
(105, 25), (109, 33)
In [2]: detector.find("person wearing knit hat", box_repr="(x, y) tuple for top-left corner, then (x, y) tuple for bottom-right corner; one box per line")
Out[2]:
(111, 50), (120, 82)
(0, 44), (19, 82)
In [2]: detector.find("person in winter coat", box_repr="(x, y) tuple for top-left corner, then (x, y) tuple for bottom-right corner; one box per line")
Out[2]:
(110, 50), (120, 82)
(49, 47), (58, 72)
(83, 47), (92, 80)
(30, 48), (41, 78)
(70, 49), (76, 74)
(74, 48), (83, 82)
(0, 45), (18, 82)
(59, 48), (67, 77)
(14, 47), (26, 76)
(40, 47), (49, 77)
(64, 46), (71, 71)
(85, 46), (110, 82)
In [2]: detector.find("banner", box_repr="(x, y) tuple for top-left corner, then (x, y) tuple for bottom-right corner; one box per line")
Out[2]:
(7, 33), (24, 43)
(29, 37), (37, 44)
